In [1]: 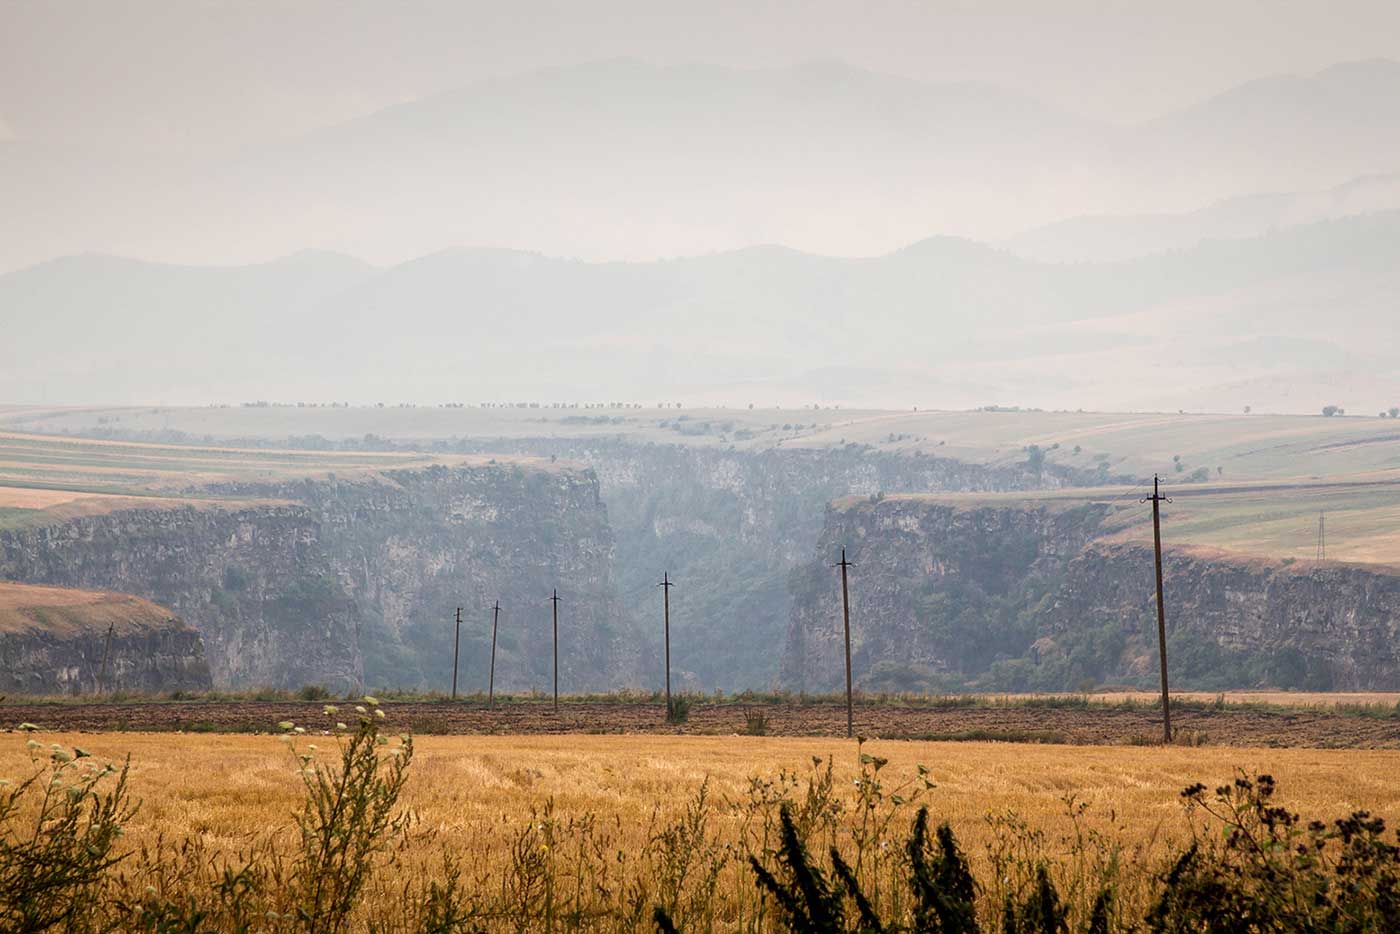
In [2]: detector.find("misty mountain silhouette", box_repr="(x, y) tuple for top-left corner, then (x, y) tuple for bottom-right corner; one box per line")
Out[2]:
(4, 59), (1399, 274)
(4, 212), (1397, 411)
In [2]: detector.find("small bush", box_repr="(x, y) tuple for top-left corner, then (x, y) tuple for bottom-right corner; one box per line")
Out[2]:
(297, 684), (332, 701)
(743, 707), (770, 736)
(667, 695), (691, 725)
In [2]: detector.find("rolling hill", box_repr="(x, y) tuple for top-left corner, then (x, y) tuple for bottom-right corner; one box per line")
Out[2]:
(2, 211), (1398, 412)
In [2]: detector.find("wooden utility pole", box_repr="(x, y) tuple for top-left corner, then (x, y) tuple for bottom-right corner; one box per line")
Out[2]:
(488, 600), (501, 708)
(451, 607), (462, 700)
(97, 621), (115, 695)
(550, 590), (561, 714)
(1142, 476), (1172, 743)
(835, 547), (854, 738)
(659, 572), (674, 719)
(1316, 512), (1326, 561)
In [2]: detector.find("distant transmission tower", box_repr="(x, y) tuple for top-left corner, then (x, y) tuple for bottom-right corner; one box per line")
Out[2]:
(1316, 512), (1326, 561)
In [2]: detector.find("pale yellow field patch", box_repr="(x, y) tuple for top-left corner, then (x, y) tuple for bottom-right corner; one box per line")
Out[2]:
(0, 486), (94, 509)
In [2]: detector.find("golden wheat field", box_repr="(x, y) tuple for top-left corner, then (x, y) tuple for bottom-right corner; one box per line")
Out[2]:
(4, 731), (1391, 850)
(6, 719), (1400, 929)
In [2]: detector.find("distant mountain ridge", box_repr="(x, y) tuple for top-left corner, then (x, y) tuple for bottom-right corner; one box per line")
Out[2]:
(1001, 174), (1400, 263)
(4, 58), (1400, 273)
(4, 211), (1397, 413)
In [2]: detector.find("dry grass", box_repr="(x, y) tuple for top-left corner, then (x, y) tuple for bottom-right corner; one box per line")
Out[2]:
(0, 582), (185, 636)
(1089, 690), (1400, 708)
(5, 730), (1398, 896)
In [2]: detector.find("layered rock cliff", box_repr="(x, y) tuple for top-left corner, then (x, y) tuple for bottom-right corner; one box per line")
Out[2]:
(0, 461), (629, 691)
(0, 582), (211, 694)
(437, 439), (1092, 690)
(1046, 543), (1400, 692)
(784, 496), (1111, 691)
(785, 496), (1400, 692)
(0, 501), (356, 688)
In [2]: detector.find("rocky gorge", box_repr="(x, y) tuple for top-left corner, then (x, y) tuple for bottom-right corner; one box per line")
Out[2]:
(0, 461), (627, 691)
(785, 495), (1400, 692)
(5, 425), (1396, 696)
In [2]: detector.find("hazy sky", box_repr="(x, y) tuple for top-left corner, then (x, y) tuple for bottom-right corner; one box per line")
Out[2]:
(5, 0), (1400, 149)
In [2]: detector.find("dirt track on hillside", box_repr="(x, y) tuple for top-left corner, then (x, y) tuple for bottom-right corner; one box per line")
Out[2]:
(3, 700), (1399, 749)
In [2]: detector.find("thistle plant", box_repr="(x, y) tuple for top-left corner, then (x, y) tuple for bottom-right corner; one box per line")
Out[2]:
(282, 695), (415, 933)
(0, 727), (134, 932)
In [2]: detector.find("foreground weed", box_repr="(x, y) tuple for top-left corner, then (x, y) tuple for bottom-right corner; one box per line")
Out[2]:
(0, 728), (133, 932)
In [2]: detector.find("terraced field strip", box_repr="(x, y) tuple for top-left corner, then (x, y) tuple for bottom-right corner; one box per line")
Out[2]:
(0, 431), (566, 511)
(0, 431), (450, 491)
(10, 404), (1400, 480)
(871, 474), (1400, 566)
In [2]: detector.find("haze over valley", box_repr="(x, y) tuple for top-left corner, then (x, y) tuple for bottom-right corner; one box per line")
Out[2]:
(12, 12), (1400, 927)
(4, 0), (1400, 700)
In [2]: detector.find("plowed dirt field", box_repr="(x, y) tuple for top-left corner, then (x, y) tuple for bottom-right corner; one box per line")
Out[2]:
(4, 699), (1398, 748)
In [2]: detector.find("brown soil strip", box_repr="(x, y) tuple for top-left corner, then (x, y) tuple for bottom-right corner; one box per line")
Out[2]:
(2, 701), (1398, 749)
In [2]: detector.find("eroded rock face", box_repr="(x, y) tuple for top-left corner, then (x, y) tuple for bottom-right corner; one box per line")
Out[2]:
(1048, 543), (1400, 691)
(438, 439), (1096, 690)
(0, 463), (629, 691)
(784, 497), (1110, 691)
(785, 497), (1400, 692)
(0, 584), (211, 695)
(0, 504), (354, 689)
(205, 464), (630, 693)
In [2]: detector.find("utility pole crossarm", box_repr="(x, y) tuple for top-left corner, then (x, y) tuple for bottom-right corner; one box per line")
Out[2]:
(1140, 475), (1173, 743)
(451, 607), (462, 701)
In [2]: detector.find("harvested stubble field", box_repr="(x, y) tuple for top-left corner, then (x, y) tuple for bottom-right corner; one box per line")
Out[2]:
(5, 696), (1400, 747)
(5, 730), (1397, 860)
(3, 728), (1399, 930)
